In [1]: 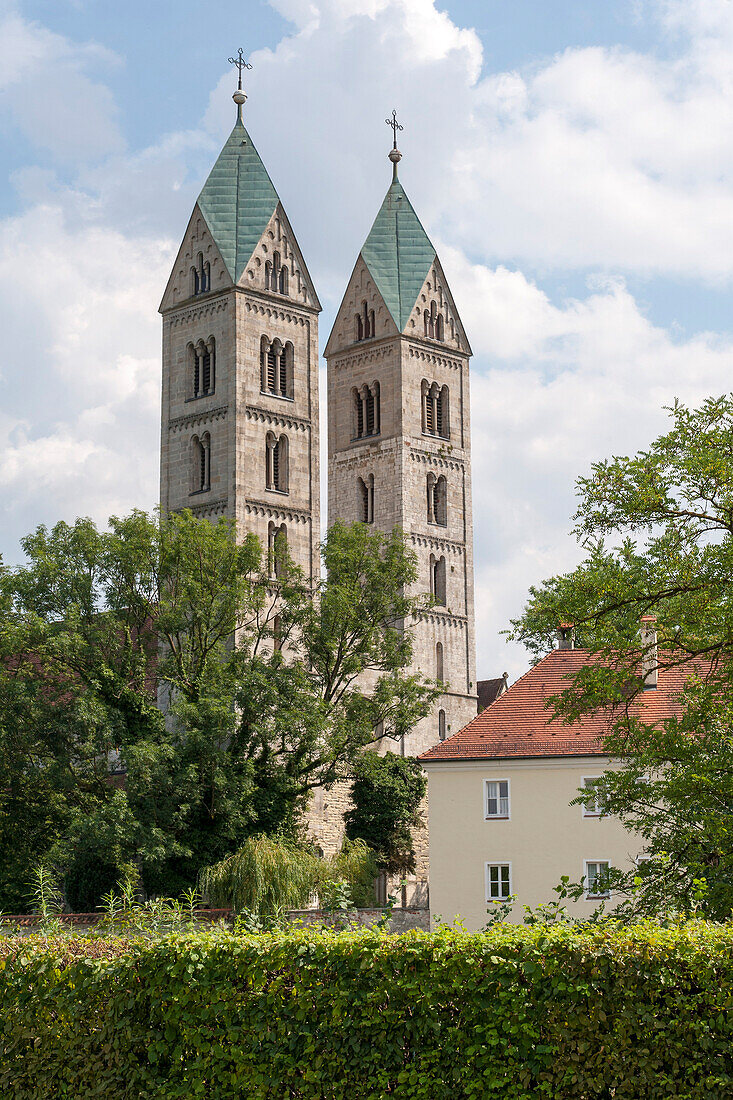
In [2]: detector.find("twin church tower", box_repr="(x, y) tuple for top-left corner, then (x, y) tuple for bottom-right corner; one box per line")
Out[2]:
(159, 76), (477, 793)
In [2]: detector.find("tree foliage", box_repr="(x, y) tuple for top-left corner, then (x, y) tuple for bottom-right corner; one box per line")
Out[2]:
(0, 511), (437, 909)
(510, 396), (733, 918)
(199, 835), (377, 914)
(345, 751), (427, 874)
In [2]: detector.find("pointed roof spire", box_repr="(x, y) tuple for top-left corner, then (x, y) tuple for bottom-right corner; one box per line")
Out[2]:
(359, 113), (437, 331)
(195, 51), (280, 285)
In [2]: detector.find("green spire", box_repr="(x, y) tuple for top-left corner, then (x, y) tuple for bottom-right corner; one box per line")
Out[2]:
(196, 117), (280, 285)
(360, 177), (437, 332)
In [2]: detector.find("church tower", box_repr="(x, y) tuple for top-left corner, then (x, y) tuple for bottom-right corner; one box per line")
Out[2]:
(159, 63), (321, 581)
(325, 120), (477, 754)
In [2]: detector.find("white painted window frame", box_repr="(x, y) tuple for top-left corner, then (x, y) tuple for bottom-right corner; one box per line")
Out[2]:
(484, 778), (511, 820)
(485, 861), (512, 903)
(584, 859), (611, 900)
(582, 776), (606, 817)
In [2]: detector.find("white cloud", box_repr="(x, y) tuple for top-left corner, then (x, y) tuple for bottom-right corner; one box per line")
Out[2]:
(0, 11), (124, 161)
(4, 0), (733, 688)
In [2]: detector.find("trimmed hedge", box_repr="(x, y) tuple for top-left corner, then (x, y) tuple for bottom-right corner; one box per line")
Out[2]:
(1, 921), (732, 1098)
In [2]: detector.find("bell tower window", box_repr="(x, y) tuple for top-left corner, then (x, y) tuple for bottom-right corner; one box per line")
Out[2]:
(266, 433), (289, 493)
(190, 432), (211, 493)
(430, 554), (446, 606)
(190, 339), (215, 399)
(422, 380), (449, 439)
(352, 382), (380, 440)
(358, 474), (374, 523)
(260, 336), (293, 399)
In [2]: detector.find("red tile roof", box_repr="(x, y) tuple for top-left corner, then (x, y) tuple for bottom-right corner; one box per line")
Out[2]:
(420, 648), (708, 762)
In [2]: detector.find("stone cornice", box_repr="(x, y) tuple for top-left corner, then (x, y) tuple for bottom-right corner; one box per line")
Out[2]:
(410, 533), (465, 553)
(414, 609), (468, 628)
(408, 447), (465, 471)
(239, 292), (316, 326)
(169, 405), (228, 432)
(246, 406), (311, 432)
(187, 496), (229, 517)
(166, 296), (229, 327)
(407, 343), (466, 371)
(244, 501), (311, 524)
(329, 342), (395, 371)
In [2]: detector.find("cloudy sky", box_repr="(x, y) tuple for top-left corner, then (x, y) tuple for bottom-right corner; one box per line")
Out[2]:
(2, 0), (733, 680)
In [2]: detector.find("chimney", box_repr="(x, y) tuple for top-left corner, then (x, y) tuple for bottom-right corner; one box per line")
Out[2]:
(556, 623), (575, 651)
(640, 615), (658, 689)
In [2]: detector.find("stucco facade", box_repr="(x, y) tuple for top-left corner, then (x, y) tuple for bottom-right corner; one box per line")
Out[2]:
(423, 755), (642, 930)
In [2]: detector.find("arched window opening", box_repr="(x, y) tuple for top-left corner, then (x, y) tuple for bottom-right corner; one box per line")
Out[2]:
(429, 301), (437, 339)
(435, 314), (444, 341)
(353, 383), (380, 440)
(280, 342), (293, 398)
(431, 555), (446, 606)
(365, 387), (375, 436)
(436, 642), (444, 681)
(438, 385), (449, 438)
(189, 344), (199, 398)
(355, 314), (364, 342)
(434, 475), (447, 526)
(265, 260), (273, 291)
(266, 433), (289, 493)
(267, 345), (278, 392)
(273, 613), (283, 652)
(277, 435), (288, 491)
(369, 308), (375, 337)
(423, 309), (430, 337)
(191, 433), (210, 493)
(202, 338), (214, 395)
(358, 477), (368, 522)
(260, 335), (270, 392)
(426, 472), (436, 524)
(270, 523), (288, 579)
(192, 252), (210, 297)
(265, 432), (275, 490)
(358, 475), (374, 523)
(438, 709), (447, 741)
(422, 381), (449, 438)
(278, 264), (288, 295)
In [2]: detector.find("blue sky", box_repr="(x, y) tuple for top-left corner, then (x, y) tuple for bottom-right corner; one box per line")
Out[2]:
(2, 0), (733, 678)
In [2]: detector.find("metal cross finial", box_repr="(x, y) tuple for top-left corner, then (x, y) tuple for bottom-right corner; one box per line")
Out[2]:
(228, 47), (252, 91)
(385, 109), (403, 150)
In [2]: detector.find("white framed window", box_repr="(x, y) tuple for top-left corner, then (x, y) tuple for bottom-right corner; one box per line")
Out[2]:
(582, 777), (606, 817)
(485, 862), (512, 901)
(484, 779), (510, 819)
(584, 860), (611, 899)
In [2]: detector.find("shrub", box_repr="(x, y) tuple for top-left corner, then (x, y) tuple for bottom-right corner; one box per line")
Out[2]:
(1, 920), (732, 1098)
(198, 835), (377, 914)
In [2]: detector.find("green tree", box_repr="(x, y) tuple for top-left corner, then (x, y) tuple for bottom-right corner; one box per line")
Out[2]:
(510, 395), (733, 919)
(0, 511), (437, 907)
(344, 751), (427, 875)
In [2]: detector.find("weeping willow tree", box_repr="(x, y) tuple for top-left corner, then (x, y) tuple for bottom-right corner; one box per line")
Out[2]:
(199, 835), (376, 914)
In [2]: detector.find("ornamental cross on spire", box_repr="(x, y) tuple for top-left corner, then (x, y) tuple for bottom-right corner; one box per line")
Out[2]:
(228, 47), (252, 91)
(385, 109), (403, 150)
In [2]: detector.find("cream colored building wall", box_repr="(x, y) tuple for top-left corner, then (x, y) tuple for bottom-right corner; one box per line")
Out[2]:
(424, 756), (643, 930)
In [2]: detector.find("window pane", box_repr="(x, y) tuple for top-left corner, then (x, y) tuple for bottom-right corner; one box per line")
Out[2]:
(487, 864), (510, 900)
(487, 781), (509, 817)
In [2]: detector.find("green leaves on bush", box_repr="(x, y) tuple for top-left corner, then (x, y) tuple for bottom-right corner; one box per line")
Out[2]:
(1, 920), (732, 1099)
